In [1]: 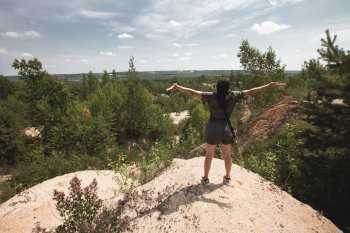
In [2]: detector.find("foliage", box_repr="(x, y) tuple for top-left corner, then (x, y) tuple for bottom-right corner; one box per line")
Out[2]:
(12, 58), (73, 141)
(0, 75), (14, 100)
(236, 41), (287, 115)
(108, 152), (137, 193)
(48, 101), (114, 157)
(237, 39), (285, 78)
(238, 123), (302, 191)
(300, 29), (350, 230)
(138, 140), (175, 184)
(14, 149), (82, 189)
(0, 96), (30, 165)
(177, 124), (202, 159)
(33, 177), (129, 233)
(123, 56), (174, 140)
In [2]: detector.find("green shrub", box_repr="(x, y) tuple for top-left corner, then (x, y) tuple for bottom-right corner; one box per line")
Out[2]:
(14, 149), (82, 189)
(32, 176), (129, 233)
(138, 140), (175, 184)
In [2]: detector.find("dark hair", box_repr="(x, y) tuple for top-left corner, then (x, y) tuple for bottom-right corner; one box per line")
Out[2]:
(216, 76), (230, 109)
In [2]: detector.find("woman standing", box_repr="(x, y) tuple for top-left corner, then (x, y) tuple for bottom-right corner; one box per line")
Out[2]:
(166, 77), (285, 185)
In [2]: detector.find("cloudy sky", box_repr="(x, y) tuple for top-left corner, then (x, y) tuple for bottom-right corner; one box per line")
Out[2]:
(0, 0), (349, 75)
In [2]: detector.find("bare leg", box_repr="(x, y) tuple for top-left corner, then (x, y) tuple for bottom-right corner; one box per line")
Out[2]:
(204, 143), (216, 179)
(221, 143), (232, 178)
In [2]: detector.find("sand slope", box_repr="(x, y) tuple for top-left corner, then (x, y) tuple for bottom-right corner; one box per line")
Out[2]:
(0, 158), (341, 233)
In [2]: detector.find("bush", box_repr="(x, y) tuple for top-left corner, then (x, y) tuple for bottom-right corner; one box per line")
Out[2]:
(138, 140), (175, 184)
(238, 122), (303, 192)
(33, 176), (129, 233)
(14, 149), (82, 189)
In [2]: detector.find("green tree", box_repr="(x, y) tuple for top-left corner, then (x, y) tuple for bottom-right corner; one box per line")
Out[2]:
(300, 29), (350, 230)
(49, 101), (114, 157)
(0, 75), (14, 100)
(0, 96), (30, 165)
(12, 58), (73, 137)
(236, 40), (286, 114)
(237, 39), (285, 78)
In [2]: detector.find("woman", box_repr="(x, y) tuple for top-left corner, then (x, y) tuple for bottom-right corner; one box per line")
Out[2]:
(166, 77), (285, 185)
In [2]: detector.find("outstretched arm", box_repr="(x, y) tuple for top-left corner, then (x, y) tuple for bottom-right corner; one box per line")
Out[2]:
(243, 82), (286, 97)
(166, 83), (203, 99)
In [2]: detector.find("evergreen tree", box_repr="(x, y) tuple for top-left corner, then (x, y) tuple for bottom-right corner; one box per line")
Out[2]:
(301, 29), (350, 230)
(302, 29), (350, 153)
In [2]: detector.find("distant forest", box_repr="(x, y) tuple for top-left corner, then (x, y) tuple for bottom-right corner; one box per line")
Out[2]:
(6, 69), (300, 82)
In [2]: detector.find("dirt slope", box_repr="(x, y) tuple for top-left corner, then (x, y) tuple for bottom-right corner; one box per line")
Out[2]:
(0, 157), (340, 233)
(241, 102), (300, 144)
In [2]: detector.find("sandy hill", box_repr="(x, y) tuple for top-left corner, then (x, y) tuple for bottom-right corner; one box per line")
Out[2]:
(0, 157), (341, 233)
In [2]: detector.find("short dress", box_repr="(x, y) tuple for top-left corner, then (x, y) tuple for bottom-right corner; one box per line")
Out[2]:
(202, 91), (245, 145)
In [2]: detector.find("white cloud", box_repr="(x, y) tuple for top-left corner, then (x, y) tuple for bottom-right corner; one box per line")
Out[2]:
(269, 0), (304, 6)
(118, 33), (134, 39)
(172, 53), (179, 57)
(172, 43), (182, 47)
(184, 52), (192, 56)
(169, 19), (181, 27)
(199, 19), (219, 27)
(80, 59), (89, 63)
(1, 30), (41, 38)
(64, 58), (71, 62)
(184, 43), (198, 47)
(21, 52), (33, 57)
(180, 56), (191, 61)
(100, 51), (116, 56)
(141, 59), (147, 63)
(250, 21), (290, 34)
(172, 42), (198, 48)
(0, 48), (7, 54)
(155, 28), (168, 33)
(220, 54), (229, 59)
(79, 9), (118, 19)
(228, 33), (238, 37)
(118, 45), (132, 50)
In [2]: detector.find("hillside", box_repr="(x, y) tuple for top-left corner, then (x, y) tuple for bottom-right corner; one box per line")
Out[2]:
(0, 157), (340, 233)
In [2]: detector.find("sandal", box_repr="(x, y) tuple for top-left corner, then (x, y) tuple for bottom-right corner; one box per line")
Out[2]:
(223, 176), (231, 185)
(201, 176), (209, 185)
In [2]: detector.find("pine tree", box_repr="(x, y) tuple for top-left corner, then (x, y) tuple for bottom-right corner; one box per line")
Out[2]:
(301, 29), (350, 230)
(302, 29), (350, 152)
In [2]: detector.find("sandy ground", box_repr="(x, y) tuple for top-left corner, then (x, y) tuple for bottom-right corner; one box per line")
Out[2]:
(169, 110), (190, 125)
(0, 170), (121, 233)
(0, 157), (341, 233)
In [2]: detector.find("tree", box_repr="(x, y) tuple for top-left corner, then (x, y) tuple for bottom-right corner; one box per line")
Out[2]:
(237, 39), (285, 79)
(0, 75), (14, 100)
(12, 58), (73, 131)
(123, 56), (173, 140)
(300, 29), (350, 230)
(302, 29), (350, 152)
(236, 40), (286, 113)
(0, 96), (29, 165)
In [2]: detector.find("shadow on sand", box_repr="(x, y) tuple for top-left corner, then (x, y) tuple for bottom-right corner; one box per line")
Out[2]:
(138, 182), (233, 217)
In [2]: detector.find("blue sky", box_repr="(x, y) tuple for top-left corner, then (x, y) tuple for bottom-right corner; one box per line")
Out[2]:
(0, 0), (349, 75)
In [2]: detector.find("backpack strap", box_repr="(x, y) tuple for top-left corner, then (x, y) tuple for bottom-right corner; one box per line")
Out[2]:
(221, 107), (238, 145)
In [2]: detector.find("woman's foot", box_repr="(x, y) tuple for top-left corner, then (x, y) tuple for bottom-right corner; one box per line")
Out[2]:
(201, 176), (209, 185)
(223, 176), (231, 185)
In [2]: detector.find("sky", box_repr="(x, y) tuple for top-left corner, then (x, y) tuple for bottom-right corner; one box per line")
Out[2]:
(0, 0), (349, 75)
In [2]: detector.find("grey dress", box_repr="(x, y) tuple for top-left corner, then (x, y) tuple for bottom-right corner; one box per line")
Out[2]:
(202, 91), (245, 145)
